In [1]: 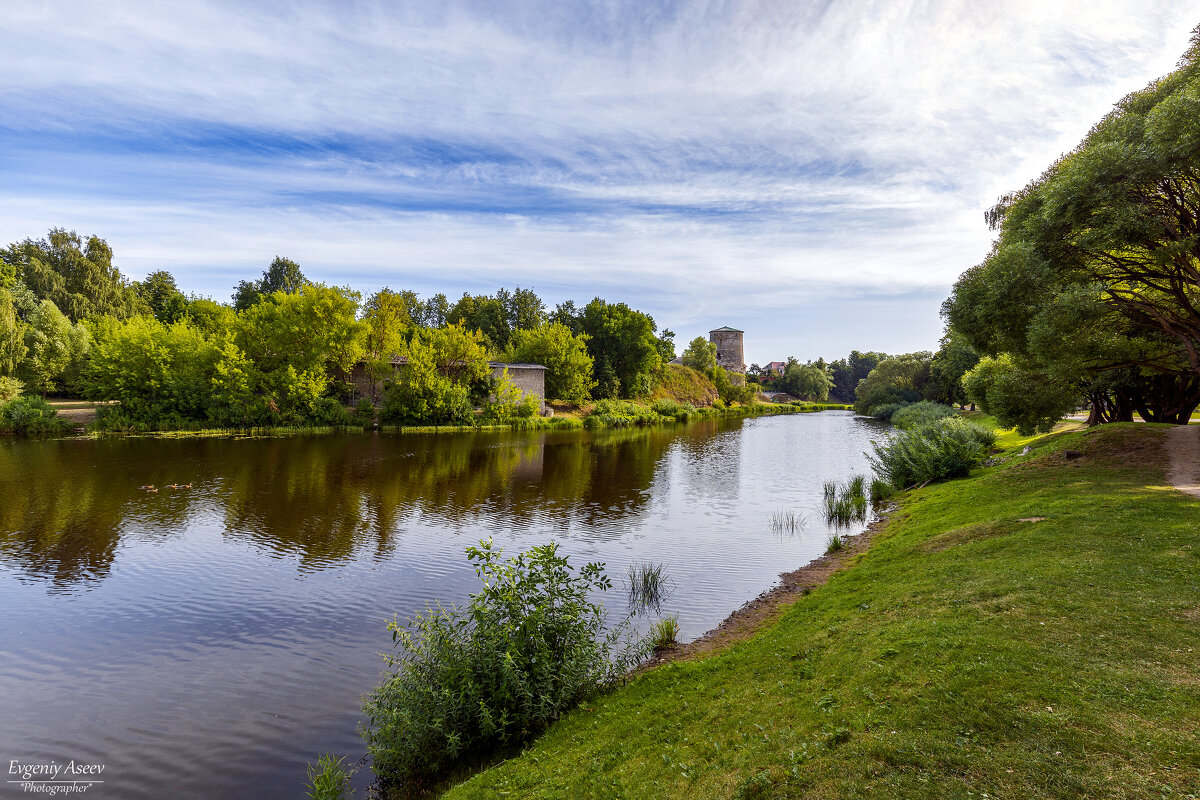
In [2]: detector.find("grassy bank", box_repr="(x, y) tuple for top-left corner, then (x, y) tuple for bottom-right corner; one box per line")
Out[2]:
(442, 422), (1199, 799)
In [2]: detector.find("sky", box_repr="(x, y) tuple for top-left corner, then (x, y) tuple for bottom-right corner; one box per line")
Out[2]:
(1, 2), (1196, 365)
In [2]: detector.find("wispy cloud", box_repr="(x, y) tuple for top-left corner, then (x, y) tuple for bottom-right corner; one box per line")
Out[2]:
(0, 1), (1194, 362)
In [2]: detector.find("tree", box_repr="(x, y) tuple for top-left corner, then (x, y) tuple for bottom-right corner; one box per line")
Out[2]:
(506, 287), (547, 332)
(781, 361), (834, 401)
(232, 256), (309, 310)
(19, 299), (89, 394)
(829, 351), (885, 404)
(448, 293), (511, 351)
(962, 354), (1077, 435)
(135, 270), (189, 324)
(853, 352), (932, 415)
(928, 332), (980, 407)
(381, 324), (490, 425)
(680, 337), (717, 374)
(505, 323), (596, 405)
(235, 284), (366, 418)
(578, 299), (662, 399)
(361, 288), (416, 403)
(0, 288), (26, 377)
(945, 31), (1200, 424)
(5, 229), (142, 321)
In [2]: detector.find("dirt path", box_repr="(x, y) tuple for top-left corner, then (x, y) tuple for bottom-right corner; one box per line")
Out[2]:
(1167, 424), (1200, 498)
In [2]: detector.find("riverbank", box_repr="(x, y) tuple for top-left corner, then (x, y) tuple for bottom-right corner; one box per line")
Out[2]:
(442, 421), (1200, 799)
(12, 398), (849, 438)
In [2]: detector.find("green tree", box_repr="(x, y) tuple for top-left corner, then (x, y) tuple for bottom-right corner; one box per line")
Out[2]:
(135, 270), (189, 324)
(962, 354), (1077, 435)
(829, 351), (885, 404)
(505, 323), (596, 404)
(82, 315), (218, 421)
(184, 297), (238, 336)
(945, 32), (1200, 424)
(928, 332), (980, 407)
(235, 284), (366, 418)
(448, 293), (511, 351)
(0, 288), (26, 377)
(380, 324), (489, 425)
(19, 299), (89, 394)
(232, 256), (309, 310)
(5, 229), (142, 321)
(680, 336), (717, 374)
(361, 288), (417, 402)
(578, 299), (662, 399)
(781, 361), (834, 401)
(853, 352), (932, 415)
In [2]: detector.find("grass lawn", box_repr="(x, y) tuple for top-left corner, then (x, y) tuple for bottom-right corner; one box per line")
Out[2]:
(443, 422), (1200, 799)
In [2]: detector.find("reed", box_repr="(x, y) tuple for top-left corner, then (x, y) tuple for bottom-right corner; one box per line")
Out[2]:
(770, 509), (807, 534)
(627, 562), (673, 613)
(650, 614), (680, 649)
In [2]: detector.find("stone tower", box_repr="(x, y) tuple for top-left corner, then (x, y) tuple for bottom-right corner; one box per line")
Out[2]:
(709, 326), (745, 373)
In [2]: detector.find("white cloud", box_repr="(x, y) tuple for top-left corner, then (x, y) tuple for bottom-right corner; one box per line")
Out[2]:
(0, 1), (1196, 362)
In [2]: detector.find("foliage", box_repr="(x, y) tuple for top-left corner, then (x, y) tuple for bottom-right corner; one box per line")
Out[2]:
(304, 754), (350, 800)
(232, 255), (309, 310)
(852, 352), (931, 415)
(0, 376), (22, 402)
(578, 298), (663, 399)
(961, 354), (1077, 436)
(889, 401), (959, 430)
(944, 33), (1200, 425)
(779, 361), (834, 401)
(380, 325), (489, 426)
(4, 228), (143, 321)
(134, 270), (189, 324)
(481, 371), (540, 424)
(828, 350), (885, 404)
(83, 315), (219, 422)
(0, 394), (72, 435)
(927, 332), (979, 407)
(868, 417), (995, 489)
(360, 288), (416, 403)
(19, 299), (90, 394)
(362, 540), (643, 787)
(680, 337), (718, 374)
(0, 287), (26, 377)
(505, 323), (596, 404)
(650, 364), (719, 407)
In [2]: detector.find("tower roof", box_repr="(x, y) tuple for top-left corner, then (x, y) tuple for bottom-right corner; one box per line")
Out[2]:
(709, 326), (743, 333)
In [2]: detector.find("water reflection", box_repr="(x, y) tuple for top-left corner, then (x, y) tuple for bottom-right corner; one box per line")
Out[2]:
(0, 412), (888, 800)
(0, 425), (701, 587)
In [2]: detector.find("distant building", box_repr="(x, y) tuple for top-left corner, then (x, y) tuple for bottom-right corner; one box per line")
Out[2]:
(709, 326), (746, 373)
(764, 361), (786, 376)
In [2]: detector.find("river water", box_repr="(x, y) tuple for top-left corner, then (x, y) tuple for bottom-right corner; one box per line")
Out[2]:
(0, 411), (886, 797)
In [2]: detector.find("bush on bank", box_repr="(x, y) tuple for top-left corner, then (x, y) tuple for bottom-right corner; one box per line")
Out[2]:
(361, 540), (645, 790)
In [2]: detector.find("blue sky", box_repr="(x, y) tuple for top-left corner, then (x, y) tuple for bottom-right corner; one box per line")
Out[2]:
(1, 2), (1195, 365)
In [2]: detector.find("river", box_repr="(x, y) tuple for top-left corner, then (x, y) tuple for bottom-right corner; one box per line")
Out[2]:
(0, 411), (886, 797)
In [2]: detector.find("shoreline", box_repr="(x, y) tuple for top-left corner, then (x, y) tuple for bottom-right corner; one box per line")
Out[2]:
(641, 503), (894, 671)
(13, 400), (852, 440)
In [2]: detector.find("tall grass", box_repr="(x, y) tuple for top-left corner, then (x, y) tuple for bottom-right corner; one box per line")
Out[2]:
(304, 754), (350, 800)
(626, 561), (674, 613)
(824, 474), (869, 527)
(649, 614), (680, 649)
(770, 509), (807, 534)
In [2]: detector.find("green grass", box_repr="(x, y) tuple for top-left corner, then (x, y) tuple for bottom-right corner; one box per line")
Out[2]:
(444, 422), (1200, 799)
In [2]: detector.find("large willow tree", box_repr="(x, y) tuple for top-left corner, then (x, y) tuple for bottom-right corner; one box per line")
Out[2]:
(946, 28), (1200, 425)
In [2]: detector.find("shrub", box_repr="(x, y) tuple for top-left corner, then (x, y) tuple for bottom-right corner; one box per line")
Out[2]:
(869, 416), (996, 489)
(362, 540), (644, 788)
(890, 400), (958, 430)
(0, 395), (72, 435)
(865, 401), (907, 421)
(0, 377), (22, 403)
